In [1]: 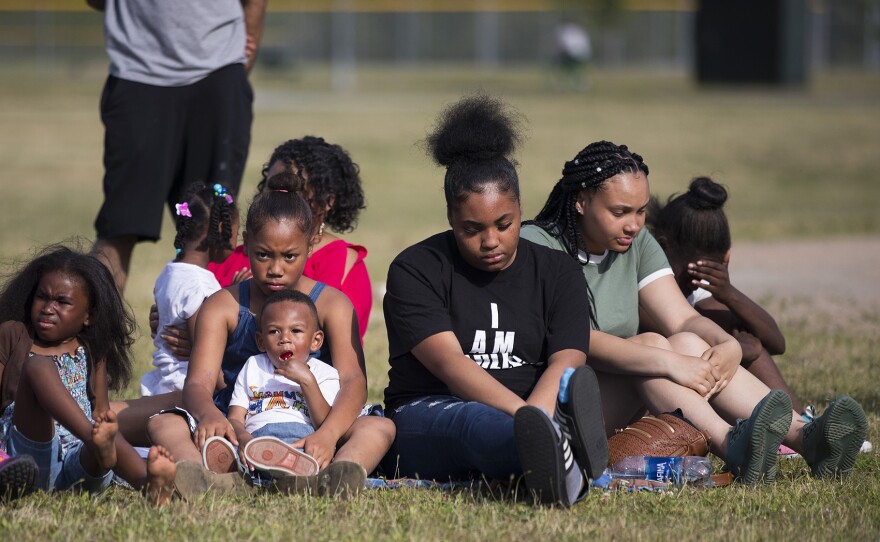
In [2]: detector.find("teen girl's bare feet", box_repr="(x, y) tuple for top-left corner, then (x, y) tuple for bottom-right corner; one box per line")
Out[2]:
(91, 410), (119, 471)
(146, 446), (176, 506)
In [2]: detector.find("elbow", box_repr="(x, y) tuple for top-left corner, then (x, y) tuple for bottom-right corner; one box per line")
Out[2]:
(768, 338), (786, 356)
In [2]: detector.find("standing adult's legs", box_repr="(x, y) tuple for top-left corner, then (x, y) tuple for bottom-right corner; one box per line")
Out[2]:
(92, 236), (136, 294)
(93, 76), (184, 293)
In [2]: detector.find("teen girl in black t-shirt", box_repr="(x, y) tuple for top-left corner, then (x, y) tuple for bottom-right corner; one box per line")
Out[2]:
(379, 95), (607, 507)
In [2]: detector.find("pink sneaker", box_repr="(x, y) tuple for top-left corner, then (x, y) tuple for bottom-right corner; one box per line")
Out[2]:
(243, 436), (320, 477)
(0, 449), (38, 500)
(777, 444), (800, 459)
(202, 436), (239, 474)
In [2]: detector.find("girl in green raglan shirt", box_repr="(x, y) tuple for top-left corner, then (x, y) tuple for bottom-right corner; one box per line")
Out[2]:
(521, 140), (867, 483)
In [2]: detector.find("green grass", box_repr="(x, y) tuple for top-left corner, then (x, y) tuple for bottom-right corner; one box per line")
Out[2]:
(0, 65), (878, 540)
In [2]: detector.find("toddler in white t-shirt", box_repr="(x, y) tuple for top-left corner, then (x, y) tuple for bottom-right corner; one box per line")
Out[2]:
(208, 290), (339, 477)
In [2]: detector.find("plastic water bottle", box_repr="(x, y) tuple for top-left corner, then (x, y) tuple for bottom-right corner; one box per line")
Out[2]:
(609, 456), (712, 487)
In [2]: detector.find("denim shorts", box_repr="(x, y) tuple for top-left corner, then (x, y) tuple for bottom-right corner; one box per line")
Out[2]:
(7, 425), (112, 493)
(250, 421), (314, 443)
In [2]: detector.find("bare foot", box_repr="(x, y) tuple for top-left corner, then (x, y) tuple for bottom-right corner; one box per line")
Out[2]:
(91, 410), (119, 471)
(146, 446), (176, 507)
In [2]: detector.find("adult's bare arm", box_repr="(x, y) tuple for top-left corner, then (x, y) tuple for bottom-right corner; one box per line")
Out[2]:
(241, 0), (267, 73)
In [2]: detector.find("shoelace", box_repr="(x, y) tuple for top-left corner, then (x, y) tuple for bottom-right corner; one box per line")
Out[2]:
(727, 418), (748, 442)
(802, 405), (816, 423)
(801, 405), (818, 442)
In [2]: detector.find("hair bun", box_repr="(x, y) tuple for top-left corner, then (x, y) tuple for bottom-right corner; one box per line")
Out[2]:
(687, 176), (727, 210)
(426, 94), (522, 167)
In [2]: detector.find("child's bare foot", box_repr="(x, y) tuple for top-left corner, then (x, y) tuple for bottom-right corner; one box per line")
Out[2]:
(91, 410), (119, 471)
(146, 446), (176, 507)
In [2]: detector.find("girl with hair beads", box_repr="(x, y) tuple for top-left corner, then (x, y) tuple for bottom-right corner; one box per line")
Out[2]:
(207, 136), (372, 340)
(521, 141), (868, 482)
(140, 183), (239, 396)
(645, 176), (872, 457)
(0, 245), (175, 504)
(148, 191), (394, 499)
(381, 95), (608, 507)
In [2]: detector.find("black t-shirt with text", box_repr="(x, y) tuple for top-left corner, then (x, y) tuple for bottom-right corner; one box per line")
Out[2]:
(383, 231), (591, 411)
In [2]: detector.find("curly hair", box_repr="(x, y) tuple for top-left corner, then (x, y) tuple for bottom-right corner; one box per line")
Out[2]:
(646, 176), (731, 260)
(425, 94), (524, 207)
(258, 136), (365, 233)
(172, 183), (239, 262)
(0, 244), (135, 390)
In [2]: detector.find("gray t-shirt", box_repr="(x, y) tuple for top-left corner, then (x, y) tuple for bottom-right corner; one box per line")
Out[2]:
(520, 225), (672, 338)
(104, 0), (247, 87)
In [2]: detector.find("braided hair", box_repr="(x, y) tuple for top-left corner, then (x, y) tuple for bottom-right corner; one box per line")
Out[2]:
(172, 183), (238, 261)
(531, 140), (649, 259)
(425, 94), (523, 208)
(529, 140), (649, 329)
(258, 136), (365, 233)
(646, 176), (731, 260)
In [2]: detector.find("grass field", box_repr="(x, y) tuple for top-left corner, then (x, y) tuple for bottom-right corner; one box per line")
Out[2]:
(0, 63), (878, 540)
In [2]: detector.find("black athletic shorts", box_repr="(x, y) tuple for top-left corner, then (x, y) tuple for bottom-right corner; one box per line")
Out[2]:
(94, 63), (253, 242)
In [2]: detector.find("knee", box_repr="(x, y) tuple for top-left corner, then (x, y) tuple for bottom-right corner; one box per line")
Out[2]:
(109, 400), (128, 414)
(353, 416), (397, 446)
(667, 332), (710, 356)
(631, 332), (672, 350)
(374, 417), (397, 444)
(146, 413), (185, 442)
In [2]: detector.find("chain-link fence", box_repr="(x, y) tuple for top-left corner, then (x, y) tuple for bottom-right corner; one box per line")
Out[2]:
(0, 1), (876, 72)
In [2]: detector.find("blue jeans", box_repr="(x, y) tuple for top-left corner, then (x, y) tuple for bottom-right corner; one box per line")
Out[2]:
(381, 396), (521, 482)
(7, 425), (112, 493)
(250, 421), (314, 442)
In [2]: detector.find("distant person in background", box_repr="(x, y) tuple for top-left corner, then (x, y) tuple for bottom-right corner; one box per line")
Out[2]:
(555, 20), (592, 91)
(87, 0), (266, 293)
